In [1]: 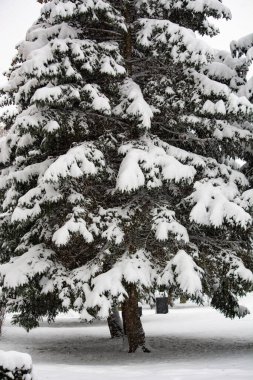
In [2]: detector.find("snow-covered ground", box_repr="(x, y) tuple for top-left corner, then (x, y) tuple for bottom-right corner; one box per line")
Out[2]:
(1, 294), (253, 380)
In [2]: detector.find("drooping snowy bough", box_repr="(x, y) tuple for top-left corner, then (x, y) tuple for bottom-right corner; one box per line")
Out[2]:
(0, 0), (253, 353)
(0, 351), (33, 380)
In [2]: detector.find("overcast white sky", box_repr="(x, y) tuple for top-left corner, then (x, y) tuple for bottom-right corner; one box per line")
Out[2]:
(0, 0), (252, 84)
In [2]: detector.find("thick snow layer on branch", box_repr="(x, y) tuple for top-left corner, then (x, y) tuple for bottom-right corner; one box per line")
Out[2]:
(151, 207), (189, 243)
(90, 207), (131, 245)
(0, 136), (12, 164)
(43, 143), (105, 182)
(116, 142), (196, 192)
(159, 140), (206, 168)
(11, 183), (62, 223)
(12, 106), (46, 133)
(180, 0), (231, 17)
(9, 160), (53, 185)
(137, 18), (212, 65)
(161, 250), (203, 296)
(136, 0), (231, 21)
(202, 99), (226, 115)
(83, 84), (111, 114)
(6, 20), (125, 106)
(11, 203), (42, 223)
(213, 121), (253, 141)
(71, 250), (156, 319)
(83, 250), (155, 318)
(192, 70), (230, 97)
(191, 69), (253, 114)
(189, 179), (252, 228)
(2, 187), (19, 211)
(32, 84), (80, 105)
(0, 245), (54, 288)
(114, 79), (153, 129)
(204, 61), (237, 82)
(238, 77), (253, 100)
(238, 189), (253, 210)
(181, 115), (253, 142)
(231, 33), (253, 59)
(52, 215), (93, 246)
(41, 0), (127, 31)
(226, 255), (253, 284)
(44, 120), (61, 133)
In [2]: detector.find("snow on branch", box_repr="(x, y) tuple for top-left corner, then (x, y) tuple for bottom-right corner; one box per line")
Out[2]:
(11, 203), (42, 224)
(0, 136), (12, 164)
(188, 178), (252, 228)
(157, 138), (206, 168)
(160, 250), (203, 297)
(137, 18), (213, 65)
(213, 121), (253, 141)
(114, 79), (153, 129)
(226, 254), (253, 284)
(151, 207), (189, 243)
(238, 77), (253, 101)
(70, 250), (156, 320)
(90, 206), (133, 245)
(84, 250), (155, 318)
(41, 0), (127, 31)
(52, 213), (93, 246)
(6, 22), (125, 106)
(116, 141), (196, 192)
(31, 84), (80, 106)
(0, 245), (54, 288)
(43, 143), (105, 182)
(136, 0), (231, 21)
(231, 33), (253, 60)
(11, 183), (62, 223)
(11, 160), (53, 184)
(238, 189), (253, 210)
(82, 84), (111, 114)
(180, 115), (253, 142)
(204, 61), (237, 83)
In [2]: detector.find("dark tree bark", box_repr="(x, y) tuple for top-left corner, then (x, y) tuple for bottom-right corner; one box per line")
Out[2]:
(180, 294), (188, 304)
(107, 307), (124, 338)
(122, 283), (150, 353)
(0, 307), (5, 336)
(168, 288), (174, 307)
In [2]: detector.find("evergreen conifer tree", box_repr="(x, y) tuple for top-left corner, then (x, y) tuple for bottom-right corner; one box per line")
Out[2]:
(0, 0), (253, 353)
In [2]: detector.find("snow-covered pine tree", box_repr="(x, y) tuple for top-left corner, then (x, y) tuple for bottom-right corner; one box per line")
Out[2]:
(0, 0), (253, 353)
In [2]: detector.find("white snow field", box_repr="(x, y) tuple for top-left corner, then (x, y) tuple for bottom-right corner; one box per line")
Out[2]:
(1, 294), (252, 380)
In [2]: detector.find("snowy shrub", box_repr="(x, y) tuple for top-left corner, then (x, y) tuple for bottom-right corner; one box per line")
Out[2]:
(0, 351), (33, 380)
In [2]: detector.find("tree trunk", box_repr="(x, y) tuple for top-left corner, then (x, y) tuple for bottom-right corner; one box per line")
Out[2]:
(107, 307), (124, 338)
(0, 307), (5, 336)
(122, 283), (150, 353)
(180, 294), (188, 304)
(168, 288), (174, 307)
